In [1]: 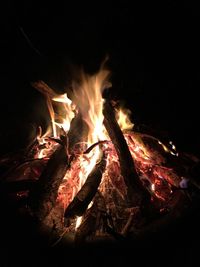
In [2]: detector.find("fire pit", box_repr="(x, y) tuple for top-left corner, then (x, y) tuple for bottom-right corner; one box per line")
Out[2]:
(0, 66), (199, 257)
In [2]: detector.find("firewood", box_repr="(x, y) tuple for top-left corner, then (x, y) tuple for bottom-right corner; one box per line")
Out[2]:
(29, 144), (69, 220)
(103, 100), (150, 206)
(67, 113), (88, 153)
(74, 205), (97, 245)
(0, 158), (47, 185)
(64, 151), (107, 218)
(83, 140), (108, 154)
(31, 80), (57, 98)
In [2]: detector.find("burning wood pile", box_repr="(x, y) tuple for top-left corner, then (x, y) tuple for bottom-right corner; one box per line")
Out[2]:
(0, 68), (199, 247)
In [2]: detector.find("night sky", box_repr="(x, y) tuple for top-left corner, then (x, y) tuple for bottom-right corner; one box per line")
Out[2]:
(1, 2), (200, 266)
(1, 2), (200, 156)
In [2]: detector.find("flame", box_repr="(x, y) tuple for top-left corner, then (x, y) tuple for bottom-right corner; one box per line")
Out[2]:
(63, 69), (111, 207)
(33, 67), (179, 233)
(33, 82), (76, 160)
(71, 69), (109, 145)
(36, 126), (57, 159)
(46, 95), (57, 138)
(32, 81), (76, 138)
(75, 201), (93, 230)
(75, 216), (82, 229)
(116, 108), (134, 131)
(34, 70), (111, 214)
(151, 183), (155, 191)
(52, 93), (76, 134)
(158, 140), (179, 157)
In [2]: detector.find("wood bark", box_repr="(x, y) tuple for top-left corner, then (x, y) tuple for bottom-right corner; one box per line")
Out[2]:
(64, 152), (107, 217)
(103, 100), (150, 207)
(29, 145), (69, 220)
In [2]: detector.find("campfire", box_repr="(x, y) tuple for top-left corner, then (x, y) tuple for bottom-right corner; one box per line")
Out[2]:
(0, 66), (199, 247)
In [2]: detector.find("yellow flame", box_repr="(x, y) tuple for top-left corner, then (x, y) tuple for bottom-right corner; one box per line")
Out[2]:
(151, 183), (155, 191)
(58, 69), (111, 217)
(75, 201), (93, 230)
(35, 68), (142, 229)
(36, 126), (56, 158)
(158, 141), (169, 153)
(72, 69), (109, 145)
(46, 96), (57, 138)
(75, 216), (82, 230)
(52, 93), (76, 134)
(158, 140), (178, 156)
(116, 108), (134, 131)
(69, 70), (111, 195)
(32, 81), (75, 138)
(130, 133), (150, 159)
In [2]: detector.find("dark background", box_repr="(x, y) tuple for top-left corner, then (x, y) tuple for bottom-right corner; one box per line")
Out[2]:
(1, 1), (200, 156)
(1, 1), (200, 266)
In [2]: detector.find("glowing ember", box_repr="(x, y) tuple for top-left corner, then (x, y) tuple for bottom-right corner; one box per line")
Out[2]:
(27, 67), (184, 236)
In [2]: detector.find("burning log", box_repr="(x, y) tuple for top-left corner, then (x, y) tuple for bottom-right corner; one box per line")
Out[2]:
(1, 69), (196, 248)
(103, 100), (150, 207)
(74, 191), (109, 245)
(64, 151), (107, 218)
(31, 80), (57, 98)
(74, 205), (97, 245)
(29, 144), (69, 220)
(67, 113), (88, 153)
(0, 158), (47, 185)
(83, 140), (108, 154)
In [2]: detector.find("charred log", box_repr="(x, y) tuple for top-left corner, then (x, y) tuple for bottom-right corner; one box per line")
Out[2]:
(73, 191), (108, 245)
(74, 205), (97, 245)
(29, 145), (69, 220)
(64, 151), (107, 218)
(83, 140), (108, 154)
(103, 100), (150, 206)
(31, 80), (57, 98)
(67, 113), (88, 153)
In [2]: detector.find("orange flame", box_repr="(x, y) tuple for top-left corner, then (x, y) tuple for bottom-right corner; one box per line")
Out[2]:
(52, 93), (76, 134)
(34, 66), (178, 231)
(71, 69), (110, 145)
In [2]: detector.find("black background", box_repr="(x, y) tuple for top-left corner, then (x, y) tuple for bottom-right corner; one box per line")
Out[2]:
(1, 1), (200, 156)
(1, 1), (200, 266)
